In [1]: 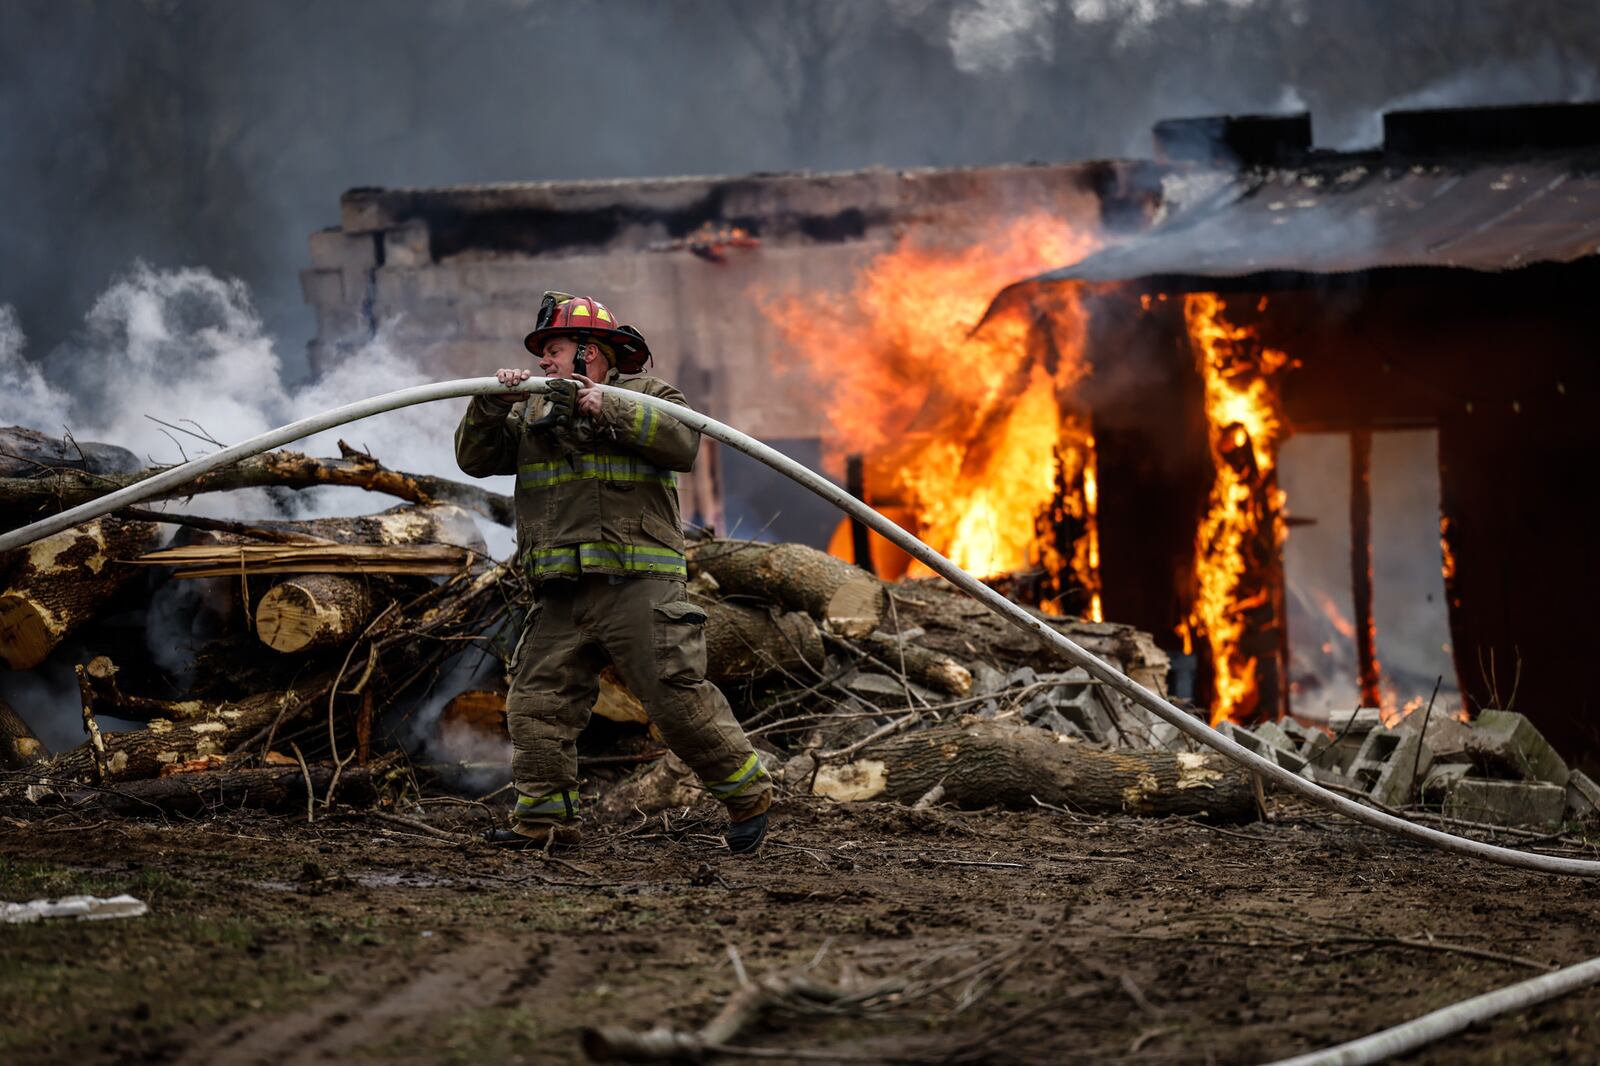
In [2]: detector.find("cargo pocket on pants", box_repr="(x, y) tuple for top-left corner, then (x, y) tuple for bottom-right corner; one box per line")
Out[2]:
(653, 599), (708, 684)
(507, 601), (544, 677)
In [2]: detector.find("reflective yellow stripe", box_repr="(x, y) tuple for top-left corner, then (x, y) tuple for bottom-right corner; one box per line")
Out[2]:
(524, 542), (685, 578)
(516, 789), (579, 818)
(708, 753), (766, 799)
(517, 453), (675, 489)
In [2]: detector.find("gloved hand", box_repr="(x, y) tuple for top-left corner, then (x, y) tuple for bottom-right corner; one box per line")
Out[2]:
(528, 378), (578, 436)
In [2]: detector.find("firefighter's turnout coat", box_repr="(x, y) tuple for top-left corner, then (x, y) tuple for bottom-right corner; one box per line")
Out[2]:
(454, 372), (770, 822)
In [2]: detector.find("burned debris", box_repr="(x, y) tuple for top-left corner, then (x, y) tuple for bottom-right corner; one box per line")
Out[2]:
(2, 420), (1594, 854)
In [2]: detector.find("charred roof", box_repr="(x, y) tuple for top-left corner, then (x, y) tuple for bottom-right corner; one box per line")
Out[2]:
(1020, 100), (1600, 294)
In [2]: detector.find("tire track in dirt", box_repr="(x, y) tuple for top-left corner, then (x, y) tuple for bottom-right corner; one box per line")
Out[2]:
(172, 932), (582, 1064)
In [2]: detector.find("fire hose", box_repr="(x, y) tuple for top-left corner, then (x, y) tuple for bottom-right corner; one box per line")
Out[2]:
(1, 377), (1597, 879)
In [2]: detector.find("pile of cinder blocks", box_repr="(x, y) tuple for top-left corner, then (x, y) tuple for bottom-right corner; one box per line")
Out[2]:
(1221, 709), (1600, 829)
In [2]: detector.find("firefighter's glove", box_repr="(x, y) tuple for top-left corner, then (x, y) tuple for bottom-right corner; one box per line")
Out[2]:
(528, 379), (579, 437)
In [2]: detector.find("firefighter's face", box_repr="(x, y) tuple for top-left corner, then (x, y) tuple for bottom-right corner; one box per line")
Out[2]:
(538, 337), (580, 378)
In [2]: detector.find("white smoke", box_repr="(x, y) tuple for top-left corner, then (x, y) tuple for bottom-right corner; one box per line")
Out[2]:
(1325, 50), (1600, 149)
(8, 262), (514, 553)
(947, 0), (1058, 74)
(0, 304), (71, 431)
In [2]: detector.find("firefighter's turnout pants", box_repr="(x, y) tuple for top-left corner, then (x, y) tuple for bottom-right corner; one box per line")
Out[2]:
(506, 573), (771, 823)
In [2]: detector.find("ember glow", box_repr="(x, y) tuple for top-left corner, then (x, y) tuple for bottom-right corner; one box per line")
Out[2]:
(1182, 293), (1293, 725)
(765, 214), (1103, 614)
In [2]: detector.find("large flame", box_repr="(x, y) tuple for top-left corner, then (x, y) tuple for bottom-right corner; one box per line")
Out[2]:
(763, 213), (1102, 615)
(1182, 293), (1293, 725)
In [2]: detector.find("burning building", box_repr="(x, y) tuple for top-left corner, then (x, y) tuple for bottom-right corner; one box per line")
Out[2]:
(303, 101), (1600, 770)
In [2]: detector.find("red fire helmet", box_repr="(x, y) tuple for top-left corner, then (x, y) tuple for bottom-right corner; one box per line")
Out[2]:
(522, 292), (652, 373)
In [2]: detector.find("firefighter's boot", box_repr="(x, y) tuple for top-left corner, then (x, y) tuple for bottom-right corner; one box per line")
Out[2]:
(486, 789), (583, 849)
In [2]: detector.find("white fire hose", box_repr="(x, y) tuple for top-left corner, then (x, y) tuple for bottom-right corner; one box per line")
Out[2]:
(1, 377), (1597, 881)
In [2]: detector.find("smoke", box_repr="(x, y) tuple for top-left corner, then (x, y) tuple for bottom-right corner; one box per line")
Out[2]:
(0, 264), (516, 746)
(9, 262), (513, 549)
(947, 0), (1057, 74)
(1324, 48), (1600, 149)
(0, 305), (69, 430)
(5, 0), (1599, 381)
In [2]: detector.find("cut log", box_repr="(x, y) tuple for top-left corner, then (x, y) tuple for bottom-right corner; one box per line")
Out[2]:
(0, 449), (513, 528)
(688, 540), (883, 637)
(256, 575), (382, 653)
(696, 594), (825, 685)
(811, 717), (1256, 821)
(78, 761), (384, 816)
(0, 516), (162, 669)
(0, 426), (141, 478)
(0, 694), (47, 769)
(857, 633), (972, 696)
(30, 562), (515, 787)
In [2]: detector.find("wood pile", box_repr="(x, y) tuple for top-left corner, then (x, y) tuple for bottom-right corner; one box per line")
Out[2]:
(0, 423), (1255, 823)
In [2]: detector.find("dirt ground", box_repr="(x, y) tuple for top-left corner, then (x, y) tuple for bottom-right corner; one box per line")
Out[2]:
(3, 792), (1598, 1065)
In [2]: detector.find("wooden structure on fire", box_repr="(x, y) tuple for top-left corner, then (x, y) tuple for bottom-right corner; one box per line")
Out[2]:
(299, 162), (1156, 541)
(1008, 102), (1600, 766)
(303, 102), (1600, 768)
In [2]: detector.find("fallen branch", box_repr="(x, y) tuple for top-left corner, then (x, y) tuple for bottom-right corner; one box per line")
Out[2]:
(0, 448), (515, 528)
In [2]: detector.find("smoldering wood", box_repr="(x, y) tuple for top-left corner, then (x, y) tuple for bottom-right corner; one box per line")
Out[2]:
(0, 448), (515, 528)
(687, 539), (884, 637)
(75, 761), (385, 816)
(0, 694), (47, 769)
(1350, 427), (1382, 708)
(32, 562), (517, 787)
(0, 516), (163, 669)
(824, 717), (1256, 821)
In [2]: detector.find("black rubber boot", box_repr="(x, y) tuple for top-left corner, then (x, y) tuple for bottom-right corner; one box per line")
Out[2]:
(483, 821), (582, 849)
(724, 811), (768, 855)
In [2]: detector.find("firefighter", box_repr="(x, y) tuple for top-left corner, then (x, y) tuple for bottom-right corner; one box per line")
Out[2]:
(455, 292), (771, 854)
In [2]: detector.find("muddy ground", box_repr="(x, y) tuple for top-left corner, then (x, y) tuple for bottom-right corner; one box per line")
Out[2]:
(3, 791), (1598, 1065)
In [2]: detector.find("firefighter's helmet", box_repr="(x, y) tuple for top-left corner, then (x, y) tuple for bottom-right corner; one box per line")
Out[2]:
(522, 292), (652, 373)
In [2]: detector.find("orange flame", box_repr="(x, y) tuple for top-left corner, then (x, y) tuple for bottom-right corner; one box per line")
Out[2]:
(1316, 590), (1356, 641)
(762, 213), (1103, 612)
(1439, 515), (1461, 608)
(1182, 293), (1293, 725)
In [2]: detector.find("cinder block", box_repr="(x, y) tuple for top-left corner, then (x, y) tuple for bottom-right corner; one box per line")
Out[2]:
(1299, 763), (1358, 790)
(1367, 732), (1433, 808)
(1252, 720), (1296, 752)
(1034, 709), (1087, 740)
(1405, 714), (1477, 763)
(383, 222), (431, 268)
(1420, 763), (1471, 800)
(1442, 778), (1567, 828)
(1566, 770), (1600, 821)
(1466, 710), (1569, 786)
(1326, 708), (1384, 735)
(1221, 722), (1307, 773)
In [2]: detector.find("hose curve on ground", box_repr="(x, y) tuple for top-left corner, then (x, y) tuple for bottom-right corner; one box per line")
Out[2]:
(1266, 953), (1600, 1065)
(2, 376), (1597, 877)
